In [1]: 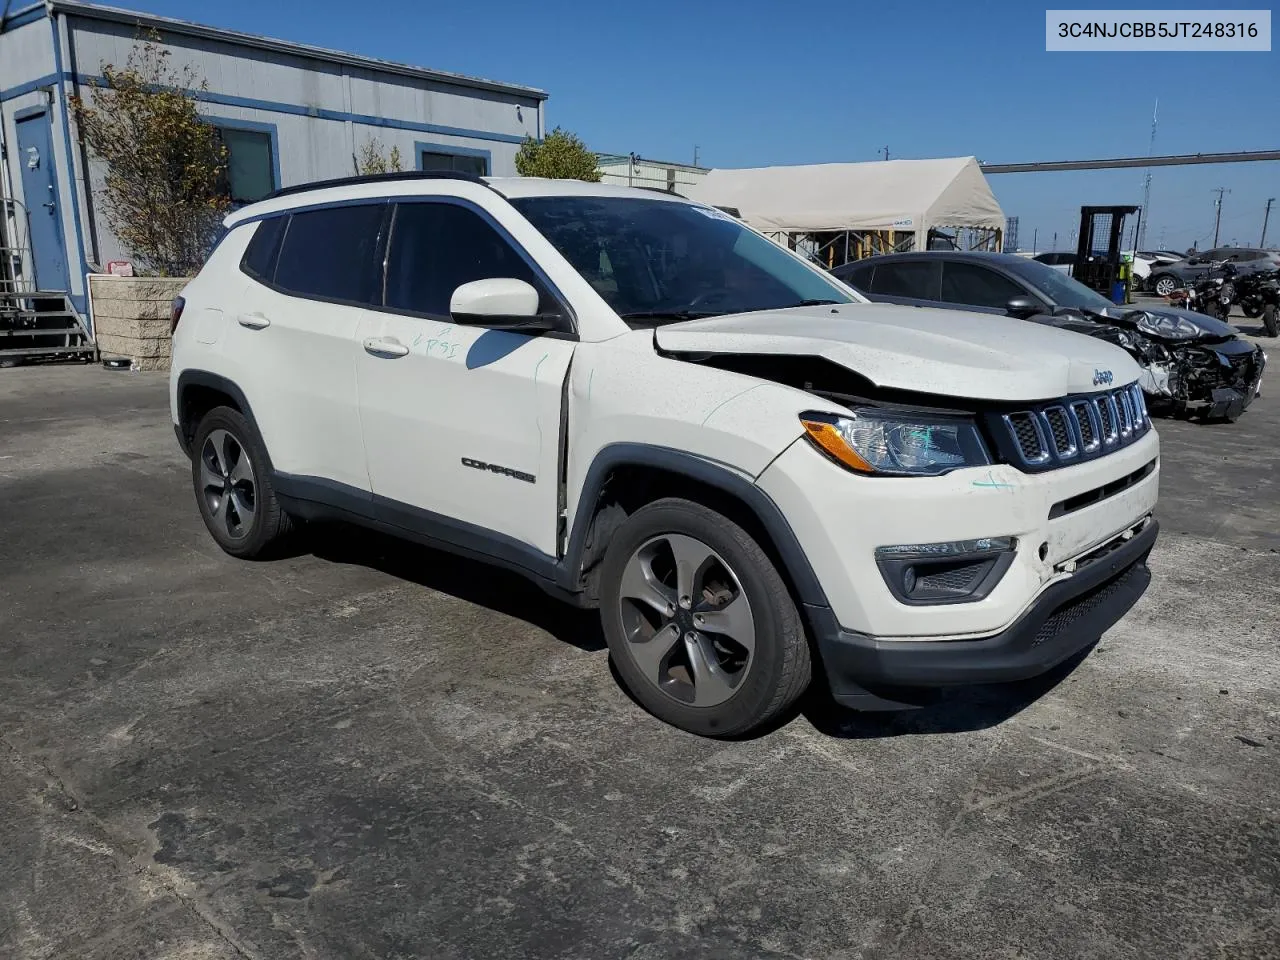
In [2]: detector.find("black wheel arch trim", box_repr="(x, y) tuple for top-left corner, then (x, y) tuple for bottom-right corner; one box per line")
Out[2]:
(557, 443), (831, 610)
(175, 370), (263, 458)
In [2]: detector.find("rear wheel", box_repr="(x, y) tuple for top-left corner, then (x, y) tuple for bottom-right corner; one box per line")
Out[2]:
(191, 406), (293, 558)
(599, 498), (811, 738)
(1264, 304), (1278, 337)
(1152, 275), (1178, 297)
(1241, 302), (1262, 319)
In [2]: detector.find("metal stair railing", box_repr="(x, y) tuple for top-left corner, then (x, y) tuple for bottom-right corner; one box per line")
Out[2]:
(1, 194), (96, 363)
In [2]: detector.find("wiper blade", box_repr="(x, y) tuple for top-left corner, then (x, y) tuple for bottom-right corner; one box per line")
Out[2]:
(785, 299), (842, 307)
(618, 309), (723, 323)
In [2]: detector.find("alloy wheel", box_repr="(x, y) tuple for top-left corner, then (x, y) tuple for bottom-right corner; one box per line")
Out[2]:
(617, 533), (756, 707)
(1153, 276), (1176, 297)
(199, 428), (257, 540)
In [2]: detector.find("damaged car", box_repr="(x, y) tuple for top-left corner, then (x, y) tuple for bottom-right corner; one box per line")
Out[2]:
(172, 178), (1159, 737)
(833, 251), (1266, 420)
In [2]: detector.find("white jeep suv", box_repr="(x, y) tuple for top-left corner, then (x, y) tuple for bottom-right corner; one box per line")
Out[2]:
(170, 173), (1160, 737)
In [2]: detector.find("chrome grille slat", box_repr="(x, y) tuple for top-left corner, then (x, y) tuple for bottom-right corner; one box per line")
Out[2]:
(1096, 397), (1117, 444)
(1000, 385), (1150, 471)
(1071, 401), (1100, 453)
(1043, 406), (1077, 459)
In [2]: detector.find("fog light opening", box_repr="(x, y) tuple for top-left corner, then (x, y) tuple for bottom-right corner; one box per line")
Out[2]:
(875, 537), (1018, 606)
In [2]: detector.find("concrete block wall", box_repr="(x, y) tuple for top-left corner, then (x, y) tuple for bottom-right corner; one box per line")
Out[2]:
(89, 275), (188, 371)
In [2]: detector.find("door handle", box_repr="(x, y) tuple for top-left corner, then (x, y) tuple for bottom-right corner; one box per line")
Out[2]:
(363, 337), (409, 358)
(237, 313), (270, 330)
(42, 202), (55, 211)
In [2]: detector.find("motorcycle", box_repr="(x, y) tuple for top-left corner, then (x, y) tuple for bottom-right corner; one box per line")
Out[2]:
(1167, 260), (1236, 322)
(1235, 269), (1280, 336)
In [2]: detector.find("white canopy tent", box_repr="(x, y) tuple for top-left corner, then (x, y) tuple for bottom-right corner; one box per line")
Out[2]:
(683, 157), (1005, 258)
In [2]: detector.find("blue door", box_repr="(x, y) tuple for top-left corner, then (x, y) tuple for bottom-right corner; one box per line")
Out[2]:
(15, 110), (71, 293)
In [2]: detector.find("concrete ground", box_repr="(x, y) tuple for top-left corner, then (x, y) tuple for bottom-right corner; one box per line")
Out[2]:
(1, 343), (1277, 960)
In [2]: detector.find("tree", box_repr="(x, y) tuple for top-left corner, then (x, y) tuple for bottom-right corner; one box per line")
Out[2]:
(70, 33), (228, 276)
(514, 127), (601, 181)
(356, 137), (404, 175)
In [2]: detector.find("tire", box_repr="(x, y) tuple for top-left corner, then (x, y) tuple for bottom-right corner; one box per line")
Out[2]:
(1264, 304), (1279, 337)
(1152, 275), (1178, 297)
(598, 497), (811, 737)
(191, 406), (293, 559)
(1241, 302), (1261, 319)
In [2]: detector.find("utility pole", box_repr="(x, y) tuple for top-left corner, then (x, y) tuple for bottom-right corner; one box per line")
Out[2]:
(882, 146), (890, 161)
(1262, 197), (1275, 247)
(1032, 228), (1038, 254)
(1211, 187), (1229, 246)
(1138, 99), (1157, 249)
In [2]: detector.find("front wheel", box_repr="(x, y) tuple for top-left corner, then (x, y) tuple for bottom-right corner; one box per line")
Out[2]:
(1152, 275), (1178, 297)
(599, 498), (811, 737)
(1241, 301), (1262, 319)
(1264, 304), (1279, 337)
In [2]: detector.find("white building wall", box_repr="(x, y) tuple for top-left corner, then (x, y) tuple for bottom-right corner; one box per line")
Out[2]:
(2, 4), (546, 309)
(597, 158), (708, 195)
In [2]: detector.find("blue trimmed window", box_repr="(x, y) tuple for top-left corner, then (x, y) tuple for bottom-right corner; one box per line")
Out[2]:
(213, 127), (277, 204)
(418, 149), (488, 176)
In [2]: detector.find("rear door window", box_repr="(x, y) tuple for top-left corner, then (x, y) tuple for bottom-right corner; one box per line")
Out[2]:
(271, 203), (387, 305)
(870, 260), (942, 299)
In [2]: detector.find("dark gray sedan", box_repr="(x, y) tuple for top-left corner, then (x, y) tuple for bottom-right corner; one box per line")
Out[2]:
(833, 251), (1266, 420)
(1147, 247), (1280, 297)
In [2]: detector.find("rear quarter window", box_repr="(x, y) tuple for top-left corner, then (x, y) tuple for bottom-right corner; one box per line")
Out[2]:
(239, 216), (288, 282)
(837, 262), (875, 292)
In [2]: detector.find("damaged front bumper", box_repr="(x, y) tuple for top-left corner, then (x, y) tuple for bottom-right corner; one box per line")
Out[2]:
(1137, 337), (1266, 417)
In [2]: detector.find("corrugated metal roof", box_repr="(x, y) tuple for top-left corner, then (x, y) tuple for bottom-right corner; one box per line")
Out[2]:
(48, 0), (549, 101)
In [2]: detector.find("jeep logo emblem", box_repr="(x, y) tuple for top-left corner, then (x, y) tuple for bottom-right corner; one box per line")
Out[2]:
(1093, 369), (1114, 386)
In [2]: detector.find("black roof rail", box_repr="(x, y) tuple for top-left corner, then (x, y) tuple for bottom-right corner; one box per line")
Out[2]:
(634, 186), (688, 199)
(262, 170), (490, 202)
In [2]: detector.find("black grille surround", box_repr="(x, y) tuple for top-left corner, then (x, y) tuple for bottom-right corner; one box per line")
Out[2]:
(985, 383), (1151, 473)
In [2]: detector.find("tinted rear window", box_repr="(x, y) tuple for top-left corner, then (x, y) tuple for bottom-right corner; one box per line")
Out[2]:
(273, 204), (386, 305)
(239, 216), (287, 281)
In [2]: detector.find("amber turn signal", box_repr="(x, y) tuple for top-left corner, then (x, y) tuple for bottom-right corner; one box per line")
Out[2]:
(800, 418), (875, 474)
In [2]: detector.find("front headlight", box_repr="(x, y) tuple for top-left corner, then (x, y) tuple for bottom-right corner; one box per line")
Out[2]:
(1135, 311), (1200, 340)
(800, 408), (990, 476)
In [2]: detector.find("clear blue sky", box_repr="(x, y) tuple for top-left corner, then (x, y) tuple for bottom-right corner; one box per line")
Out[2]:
(124, 0), (1279, 252)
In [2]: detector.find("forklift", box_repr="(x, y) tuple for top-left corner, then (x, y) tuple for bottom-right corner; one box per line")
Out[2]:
(1071, 205), (1140, 304)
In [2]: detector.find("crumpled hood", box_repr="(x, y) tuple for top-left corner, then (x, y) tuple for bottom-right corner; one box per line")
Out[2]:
(1103, 305), (1239, 340)
(655, 303), (1141, 402)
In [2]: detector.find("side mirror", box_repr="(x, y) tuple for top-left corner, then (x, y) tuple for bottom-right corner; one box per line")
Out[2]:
(1005, 295), (1042, 318)
(449, 278), (559, 332)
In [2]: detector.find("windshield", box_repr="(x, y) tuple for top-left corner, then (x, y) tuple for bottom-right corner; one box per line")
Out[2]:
(510, 195), (858, 324)
(1006, 258), (1116, 313)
